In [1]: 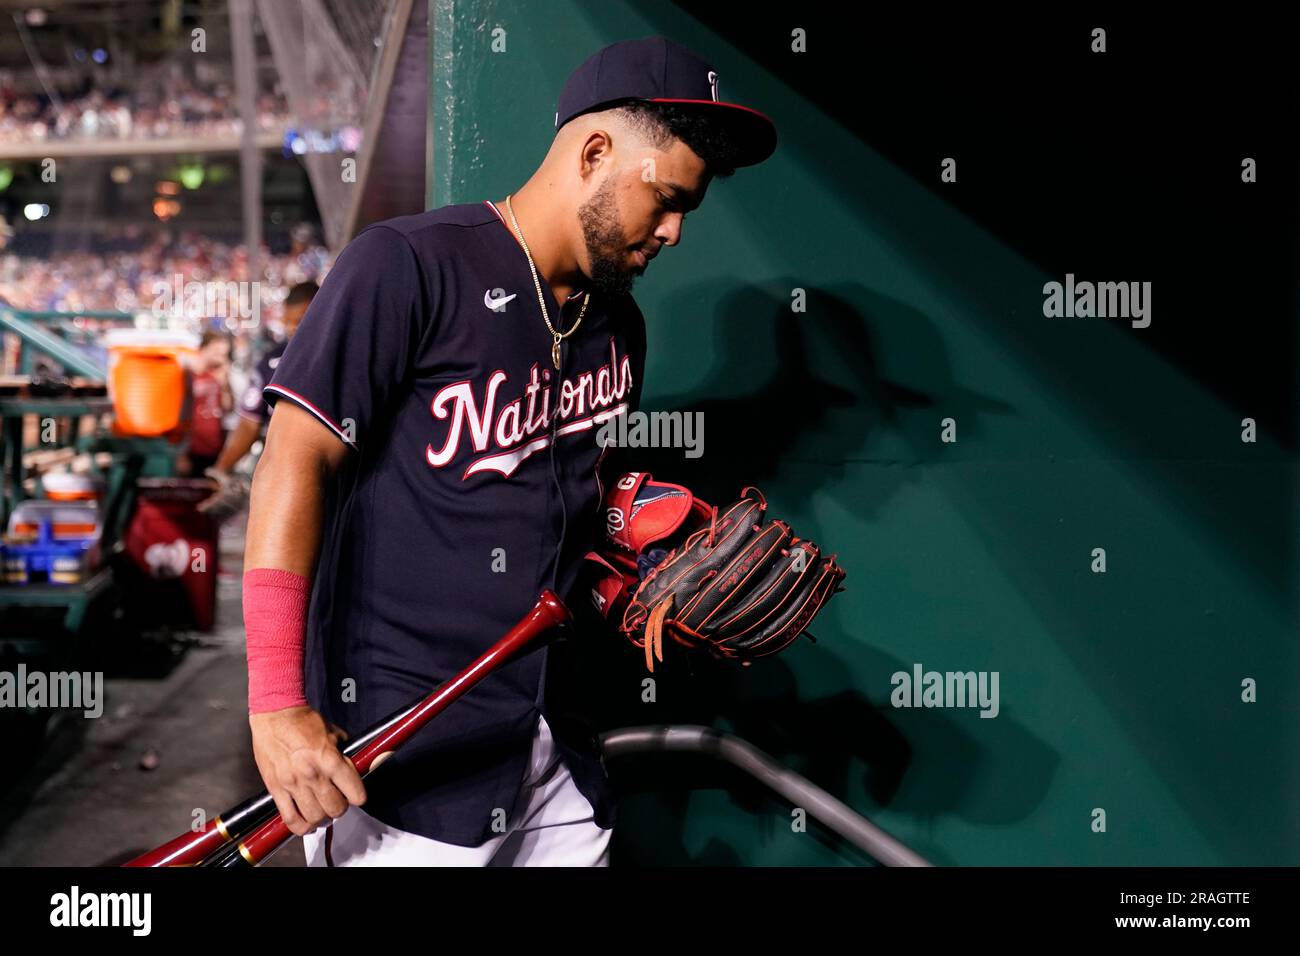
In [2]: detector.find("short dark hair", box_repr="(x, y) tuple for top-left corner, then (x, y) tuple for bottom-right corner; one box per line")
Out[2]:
(612, 100), (740, 180)
(285, 280), (319, 307)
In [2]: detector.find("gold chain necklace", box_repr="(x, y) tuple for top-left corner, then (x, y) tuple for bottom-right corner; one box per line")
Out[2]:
(504, 193), (589, 370)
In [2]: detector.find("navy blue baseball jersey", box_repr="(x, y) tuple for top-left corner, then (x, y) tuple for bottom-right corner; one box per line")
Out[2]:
(264, 200), (646, 847)
(237, 338), (286, 425)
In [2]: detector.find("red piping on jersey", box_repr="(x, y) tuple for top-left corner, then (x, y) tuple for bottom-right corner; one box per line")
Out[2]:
(264, 384), (354, 447)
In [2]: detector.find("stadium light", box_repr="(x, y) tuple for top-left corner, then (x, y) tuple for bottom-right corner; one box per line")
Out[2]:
(152, 198), (181, 221)
(178, 164), (205, 190)
(23, 204), (50, 221)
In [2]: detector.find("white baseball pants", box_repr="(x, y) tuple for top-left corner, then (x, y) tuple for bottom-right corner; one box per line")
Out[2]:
(300, 714), (611, 866)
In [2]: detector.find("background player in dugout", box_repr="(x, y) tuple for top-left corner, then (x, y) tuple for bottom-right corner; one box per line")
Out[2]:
(241, 37), (777, 865)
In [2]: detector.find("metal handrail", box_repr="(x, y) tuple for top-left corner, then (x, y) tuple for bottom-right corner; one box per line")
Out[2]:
(599, 724), (932, 867)
(0, 309), (107, 380)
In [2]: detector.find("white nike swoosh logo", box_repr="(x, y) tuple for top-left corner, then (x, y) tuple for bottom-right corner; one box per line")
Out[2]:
(484, 290), (517, 311)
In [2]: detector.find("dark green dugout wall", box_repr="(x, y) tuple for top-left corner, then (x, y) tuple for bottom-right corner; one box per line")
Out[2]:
(426, 2), (1299, 865)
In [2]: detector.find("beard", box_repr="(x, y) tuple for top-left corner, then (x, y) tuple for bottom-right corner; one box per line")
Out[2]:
(577, 173), (638, 298)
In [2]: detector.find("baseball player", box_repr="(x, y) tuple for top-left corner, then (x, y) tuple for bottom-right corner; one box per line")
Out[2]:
(199, 281), (320, 518)
(241, 36), (777, 866)
(207, 280), (320, 479)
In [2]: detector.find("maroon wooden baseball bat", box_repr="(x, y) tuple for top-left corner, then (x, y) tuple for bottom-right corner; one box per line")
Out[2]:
(125, 590), (571, 867)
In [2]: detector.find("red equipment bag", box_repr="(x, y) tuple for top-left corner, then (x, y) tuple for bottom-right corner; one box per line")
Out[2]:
(122, 479), (220, 631)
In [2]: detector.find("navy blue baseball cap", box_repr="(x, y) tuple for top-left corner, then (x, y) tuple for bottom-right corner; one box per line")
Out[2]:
(554, 36), (777, 167)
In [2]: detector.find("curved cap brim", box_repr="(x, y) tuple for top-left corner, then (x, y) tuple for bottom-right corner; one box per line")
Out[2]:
(647, 97), (777, 167)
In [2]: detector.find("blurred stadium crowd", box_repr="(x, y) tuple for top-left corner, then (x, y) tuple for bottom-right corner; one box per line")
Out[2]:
(0, 229), (333, 316)
(0, 78), (290, 144)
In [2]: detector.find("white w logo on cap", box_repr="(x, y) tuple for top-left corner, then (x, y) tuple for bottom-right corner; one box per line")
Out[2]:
(707, 70), (719, 102)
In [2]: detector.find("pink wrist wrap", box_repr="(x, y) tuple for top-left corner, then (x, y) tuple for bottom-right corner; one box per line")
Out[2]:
(243, 567), (311, 714)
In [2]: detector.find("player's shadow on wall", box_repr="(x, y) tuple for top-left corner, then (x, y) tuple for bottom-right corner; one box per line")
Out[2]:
(587, 283), (1038, 865)
(622, 280), (1011, 509)
(632, 281), (1293, 865)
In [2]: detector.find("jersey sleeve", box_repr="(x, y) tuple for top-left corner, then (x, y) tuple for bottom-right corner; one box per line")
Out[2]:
(263, 225), (431, 449)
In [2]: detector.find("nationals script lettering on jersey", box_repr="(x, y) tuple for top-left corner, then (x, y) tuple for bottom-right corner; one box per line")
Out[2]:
(426, 335), (633, 480)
